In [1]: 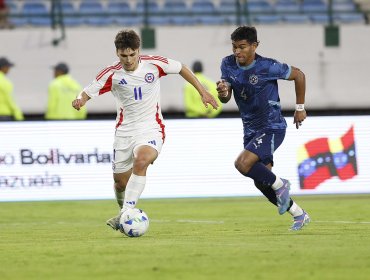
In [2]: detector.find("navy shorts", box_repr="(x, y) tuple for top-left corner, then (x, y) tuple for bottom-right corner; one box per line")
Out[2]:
(244, 129), (286, 166)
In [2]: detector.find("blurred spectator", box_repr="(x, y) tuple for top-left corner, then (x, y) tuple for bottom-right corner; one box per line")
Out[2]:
(45, 62), (87, 120)
(184, 60), (222, 118)
(0, 57), (24, 121)
(0, 0), (13, 29)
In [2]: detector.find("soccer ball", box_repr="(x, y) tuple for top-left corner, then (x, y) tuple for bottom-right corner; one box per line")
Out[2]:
(119, 208), (149, 237)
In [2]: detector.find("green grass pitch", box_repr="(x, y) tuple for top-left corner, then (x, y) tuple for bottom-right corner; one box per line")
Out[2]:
(1, 194), (370, 280)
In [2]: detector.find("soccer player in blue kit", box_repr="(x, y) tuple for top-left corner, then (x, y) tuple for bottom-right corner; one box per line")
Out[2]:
(217, 26), (310, 230)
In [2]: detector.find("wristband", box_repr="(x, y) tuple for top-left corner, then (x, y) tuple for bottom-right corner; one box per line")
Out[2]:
(295, 104), (305, 111)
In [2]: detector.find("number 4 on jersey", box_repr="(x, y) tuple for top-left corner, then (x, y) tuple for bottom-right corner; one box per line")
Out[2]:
(134, 87), (142, 100)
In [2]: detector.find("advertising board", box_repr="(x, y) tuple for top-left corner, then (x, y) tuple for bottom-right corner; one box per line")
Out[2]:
(1, 116), (369, 201)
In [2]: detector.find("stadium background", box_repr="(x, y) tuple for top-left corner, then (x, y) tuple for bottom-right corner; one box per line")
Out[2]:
(1, 0), (370, 116)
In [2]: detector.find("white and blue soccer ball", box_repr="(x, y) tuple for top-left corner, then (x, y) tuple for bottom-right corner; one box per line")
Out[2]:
(119, 208), (149, 237)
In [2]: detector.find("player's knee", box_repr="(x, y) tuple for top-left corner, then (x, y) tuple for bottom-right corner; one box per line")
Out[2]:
(133, 156), (151, 172)
(234, 160), (242, 173)
(234, 158), (251, 174)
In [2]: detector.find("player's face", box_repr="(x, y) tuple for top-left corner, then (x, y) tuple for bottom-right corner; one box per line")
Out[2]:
(117, 48), (140, 71)
(232, 40), (257, 66)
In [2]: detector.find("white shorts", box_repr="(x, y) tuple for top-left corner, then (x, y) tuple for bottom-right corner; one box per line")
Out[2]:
(112, 131), (164, 173)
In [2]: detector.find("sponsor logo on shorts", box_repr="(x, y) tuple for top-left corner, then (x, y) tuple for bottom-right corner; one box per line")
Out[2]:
(253, 133), (265, 149)
(148, 140), (157, 146)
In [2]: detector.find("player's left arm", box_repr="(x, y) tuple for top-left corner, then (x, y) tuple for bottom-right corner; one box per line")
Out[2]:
(288, 66), (306, 129)
(179, 64), (219, 110)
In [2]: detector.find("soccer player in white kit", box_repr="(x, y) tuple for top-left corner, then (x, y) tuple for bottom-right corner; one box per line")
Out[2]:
(72, 29), (219, 231)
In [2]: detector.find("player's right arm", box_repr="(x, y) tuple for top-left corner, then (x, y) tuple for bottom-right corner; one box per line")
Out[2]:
(72, 91), (90, 111)
(179, 64), (219, 110)
(217, 58), (232, 103)
(72, 64), (115, 111)
(216, 79), (232, 103)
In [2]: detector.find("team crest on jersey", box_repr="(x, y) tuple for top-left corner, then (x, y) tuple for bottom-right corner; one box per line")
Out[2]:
(145, 73), (155, 83)
(249, 75), (258, 85)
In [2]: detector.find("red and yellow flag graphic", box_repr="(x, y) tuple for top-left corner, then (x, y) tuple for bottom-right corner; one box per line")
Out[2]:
(297, 126), (357, 189)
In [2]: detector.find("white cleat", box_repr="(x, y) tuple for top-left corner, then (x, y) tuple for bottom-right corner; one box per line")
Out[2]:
(106, 214), (121, 231)
(290, 210), (311, 231)
(106, 207), (130, 231)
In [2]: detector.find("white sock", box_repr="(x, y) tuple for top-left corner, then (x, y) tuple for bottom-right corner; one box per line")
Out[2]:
(123, 174), (146, 210)
(271, 176), (284, 191)
(114, 186), (124, 209)
(288, 201), (304, 217)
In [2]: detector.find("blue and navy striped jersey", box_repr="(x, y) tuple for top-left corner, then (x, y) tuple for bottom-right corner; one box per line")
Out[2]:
(220, 53), (291, 137)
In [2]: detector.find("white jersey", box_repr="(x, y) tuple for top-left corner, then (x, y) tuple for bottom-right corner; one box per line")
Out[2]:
(84, 55), (182, 138)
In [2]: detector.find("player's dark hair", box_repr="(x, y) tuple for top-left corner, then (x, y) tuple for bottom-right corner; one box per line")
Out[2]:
(115, 30), (141, 50)
(231, 26), (259, 45)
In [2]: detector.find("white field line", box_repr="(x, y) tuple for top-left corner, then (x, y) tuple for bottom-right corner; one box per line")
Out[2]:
(1, 220), (224, 227)
(151, 219), (224, 224)
(3, 220), (369, 227)
(315, 220), (370, 224)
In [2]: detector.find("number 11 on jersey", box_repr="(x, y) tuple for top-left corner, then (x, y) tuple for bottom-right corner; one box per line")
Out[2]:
(134, 87), (142, 100)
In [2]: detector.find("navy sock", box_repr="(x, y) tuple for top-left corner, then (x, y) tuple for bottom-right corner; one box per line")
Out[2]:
(255, 180), (293, 210)
(245, 162), (276, 186)
(254, 181), (278, 205)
